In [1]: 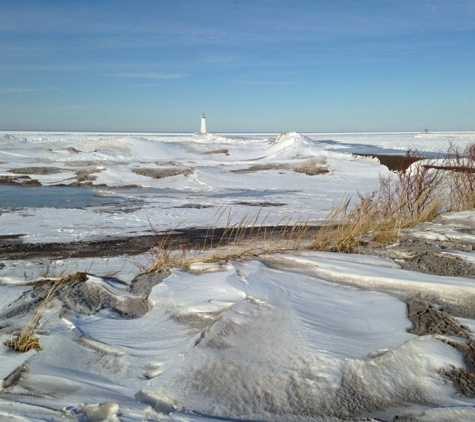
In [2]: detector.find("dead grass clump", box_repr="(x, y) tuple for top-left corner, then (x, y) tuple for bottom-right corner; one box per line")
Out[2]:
(4, 330), (42, 352)
(145, 142), (475, 270)
(145, 208), (310, 274)
(444, 142), (475, 210)
(312, 149), (447, 252)
(200, 207), (309, 259)
(4, 272), (88, 352)
(145, 229), (194, 274)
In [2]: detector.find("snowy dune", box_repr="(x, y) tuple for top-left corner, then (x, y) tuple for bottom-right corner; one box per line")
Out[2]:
(1, 131), (475, 421)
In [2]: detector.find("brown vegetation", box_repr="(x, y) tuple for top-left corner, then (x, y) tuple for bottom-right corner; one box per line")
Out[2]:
(145, 207), (311, 274)
(4, 272), (88, 352)
(311, 144), (475, 252)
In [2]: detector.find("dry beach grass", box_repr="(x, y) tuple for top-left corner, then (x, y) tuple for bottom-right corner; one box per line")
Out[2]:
(145, 207), (311, 274)
(311, 144), (475, 253)
(4, 273), (88, 352)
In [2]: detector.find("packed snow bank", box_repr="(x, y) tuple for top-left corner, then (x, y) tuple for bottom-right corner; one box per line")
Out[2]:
(262, 251), (475, 309)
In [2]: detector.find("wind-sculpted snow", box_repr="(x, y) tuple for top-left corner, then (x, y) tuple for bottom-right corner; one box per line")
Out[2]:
(1, 259), (474, 421)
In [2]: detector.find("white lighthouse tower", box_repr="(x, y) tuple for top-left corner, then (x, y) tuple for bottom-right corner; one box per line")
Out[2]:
(200, 113), (207, 134)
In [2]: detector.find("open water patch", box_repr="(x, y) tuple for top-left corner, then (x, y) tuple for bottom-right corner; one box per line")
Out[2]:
(0, 185), (130, 209)
(208, 189), (297, 199)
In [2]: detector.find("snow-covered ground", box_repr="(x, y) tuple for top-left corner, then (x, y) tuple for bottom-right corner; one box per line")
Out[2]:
(1, 131), (475, 421)
(1, 131), (473, 243)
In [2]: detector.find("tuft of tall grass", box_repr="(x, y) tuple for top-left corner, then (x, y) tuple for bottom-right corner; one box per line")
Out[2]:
(310, 145), (475, 252)
(145, 224), (196, 274)
(444, 142), (475, 211)
(145, 206), (310, 274)
(5, 272), (88, 352)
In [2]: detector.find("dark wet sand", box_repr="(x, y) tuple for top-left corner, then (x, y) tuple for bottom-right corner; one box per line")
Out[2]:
(354, 153), (423, 171)
(0, 226), (322, 260)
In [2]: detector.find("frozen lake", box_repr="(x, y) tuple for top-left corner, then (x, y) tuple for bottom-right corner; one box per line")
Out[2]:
(2, 131), (473, 232)
(0, 185), (132, 209)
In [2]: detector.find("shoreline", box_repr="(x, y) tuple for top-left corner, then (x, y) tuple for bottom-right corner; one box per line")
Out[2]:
(0, 225), (322, 260)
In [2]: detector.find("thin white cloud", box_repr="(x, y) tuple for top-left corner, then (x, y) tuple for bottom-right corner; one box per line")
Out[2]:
(234, 80), (298, 86)
(126, 83), (158, 88)
(0, 86), (59, 94)
(113, 72), (187, 80)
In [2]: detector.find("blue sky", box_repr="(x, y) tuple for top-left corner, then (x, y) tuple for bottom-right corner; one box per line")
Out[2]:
(1, 0), (474, 132)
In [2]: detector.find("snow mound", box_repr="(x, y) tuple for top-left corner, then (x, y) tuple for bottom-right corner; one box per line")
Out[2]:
(77, 402), (120, 422)
(265, 131), (323, 160)
(123, 136), (188, 161)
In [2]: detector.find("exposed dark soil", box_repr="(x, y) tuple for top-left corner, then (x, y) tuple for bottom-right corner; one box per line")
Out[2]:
(354, 152), (475, 174)
(354, 154), (423, 172)
(74, 167), (103, 183)
(154, 160), (179, 166)
(234, 201), (286, 207)
(406, 297), (470, 338)
(0, 271), (166, 323)
(66, 160), (116, 167)
(398, 251), (475, 278)
(202, 149), (229, 156)
(443, 367), (475, 398)
(173, 203), (214, 209)
(0, 234), (157, 260)
(406, 296), (475, 398)
(427, 164), (475, 173)
(232, 158), (329, 176)
(8, 167), (67, 175)
(60, 147), (81, 153)
(0, 175), (41, 186)
(132, 166), (194, 179)
(0, 225), (322, 260)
